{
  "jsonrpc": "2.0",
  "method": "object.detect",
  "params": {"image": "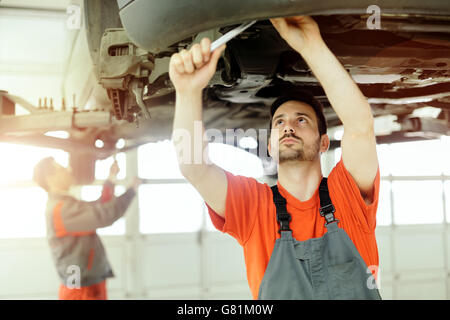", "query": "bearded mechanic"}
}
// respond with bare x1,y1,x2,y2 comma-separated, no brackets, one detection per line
169,15,381,299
